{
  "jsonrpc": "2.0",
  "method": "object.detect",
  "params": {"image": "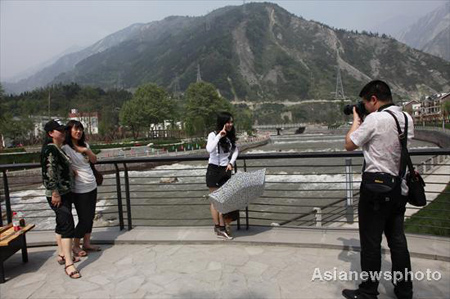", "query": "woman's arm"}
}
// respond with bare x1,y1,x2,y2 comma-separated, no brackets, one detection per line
229,146,239,165
42,146,62,206
206,132,221,153
226,146,239,171
74,144,97,163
